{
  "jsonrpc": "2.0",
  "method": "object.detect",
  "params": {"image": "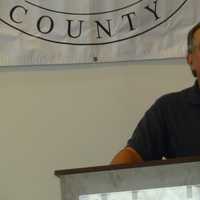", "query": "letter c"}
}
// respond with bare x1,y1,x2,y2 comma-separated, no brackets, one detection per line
10,5,28,24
